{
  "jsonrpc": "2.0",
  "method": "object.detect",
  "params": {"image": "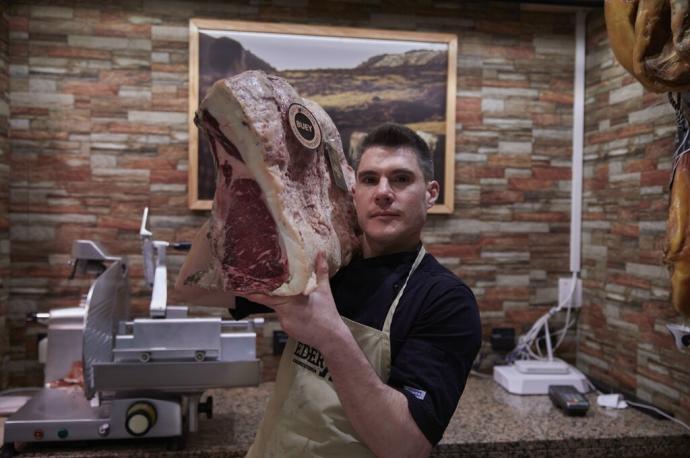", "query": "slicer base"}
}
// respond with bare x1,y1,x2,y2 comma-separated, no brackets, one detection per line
3,388,182,445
